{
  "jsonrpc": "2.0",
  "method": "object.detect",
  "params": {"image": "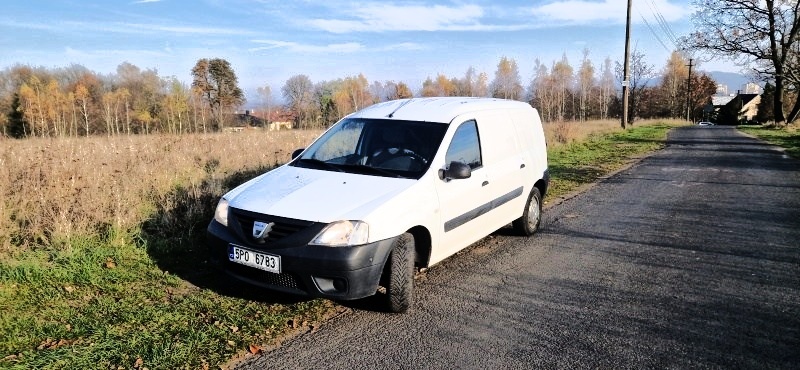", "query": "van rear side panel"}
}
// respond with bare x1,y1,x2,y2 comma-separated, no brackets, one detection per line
509,107,548,188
